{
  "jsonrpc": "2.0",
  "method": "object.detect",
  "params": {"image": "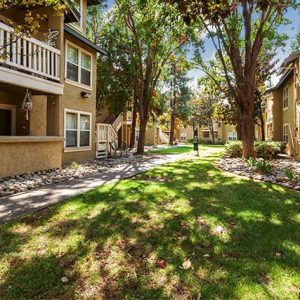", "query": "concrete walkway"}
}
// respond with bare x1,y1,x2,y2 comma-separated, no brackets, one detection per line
0,153,195,224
